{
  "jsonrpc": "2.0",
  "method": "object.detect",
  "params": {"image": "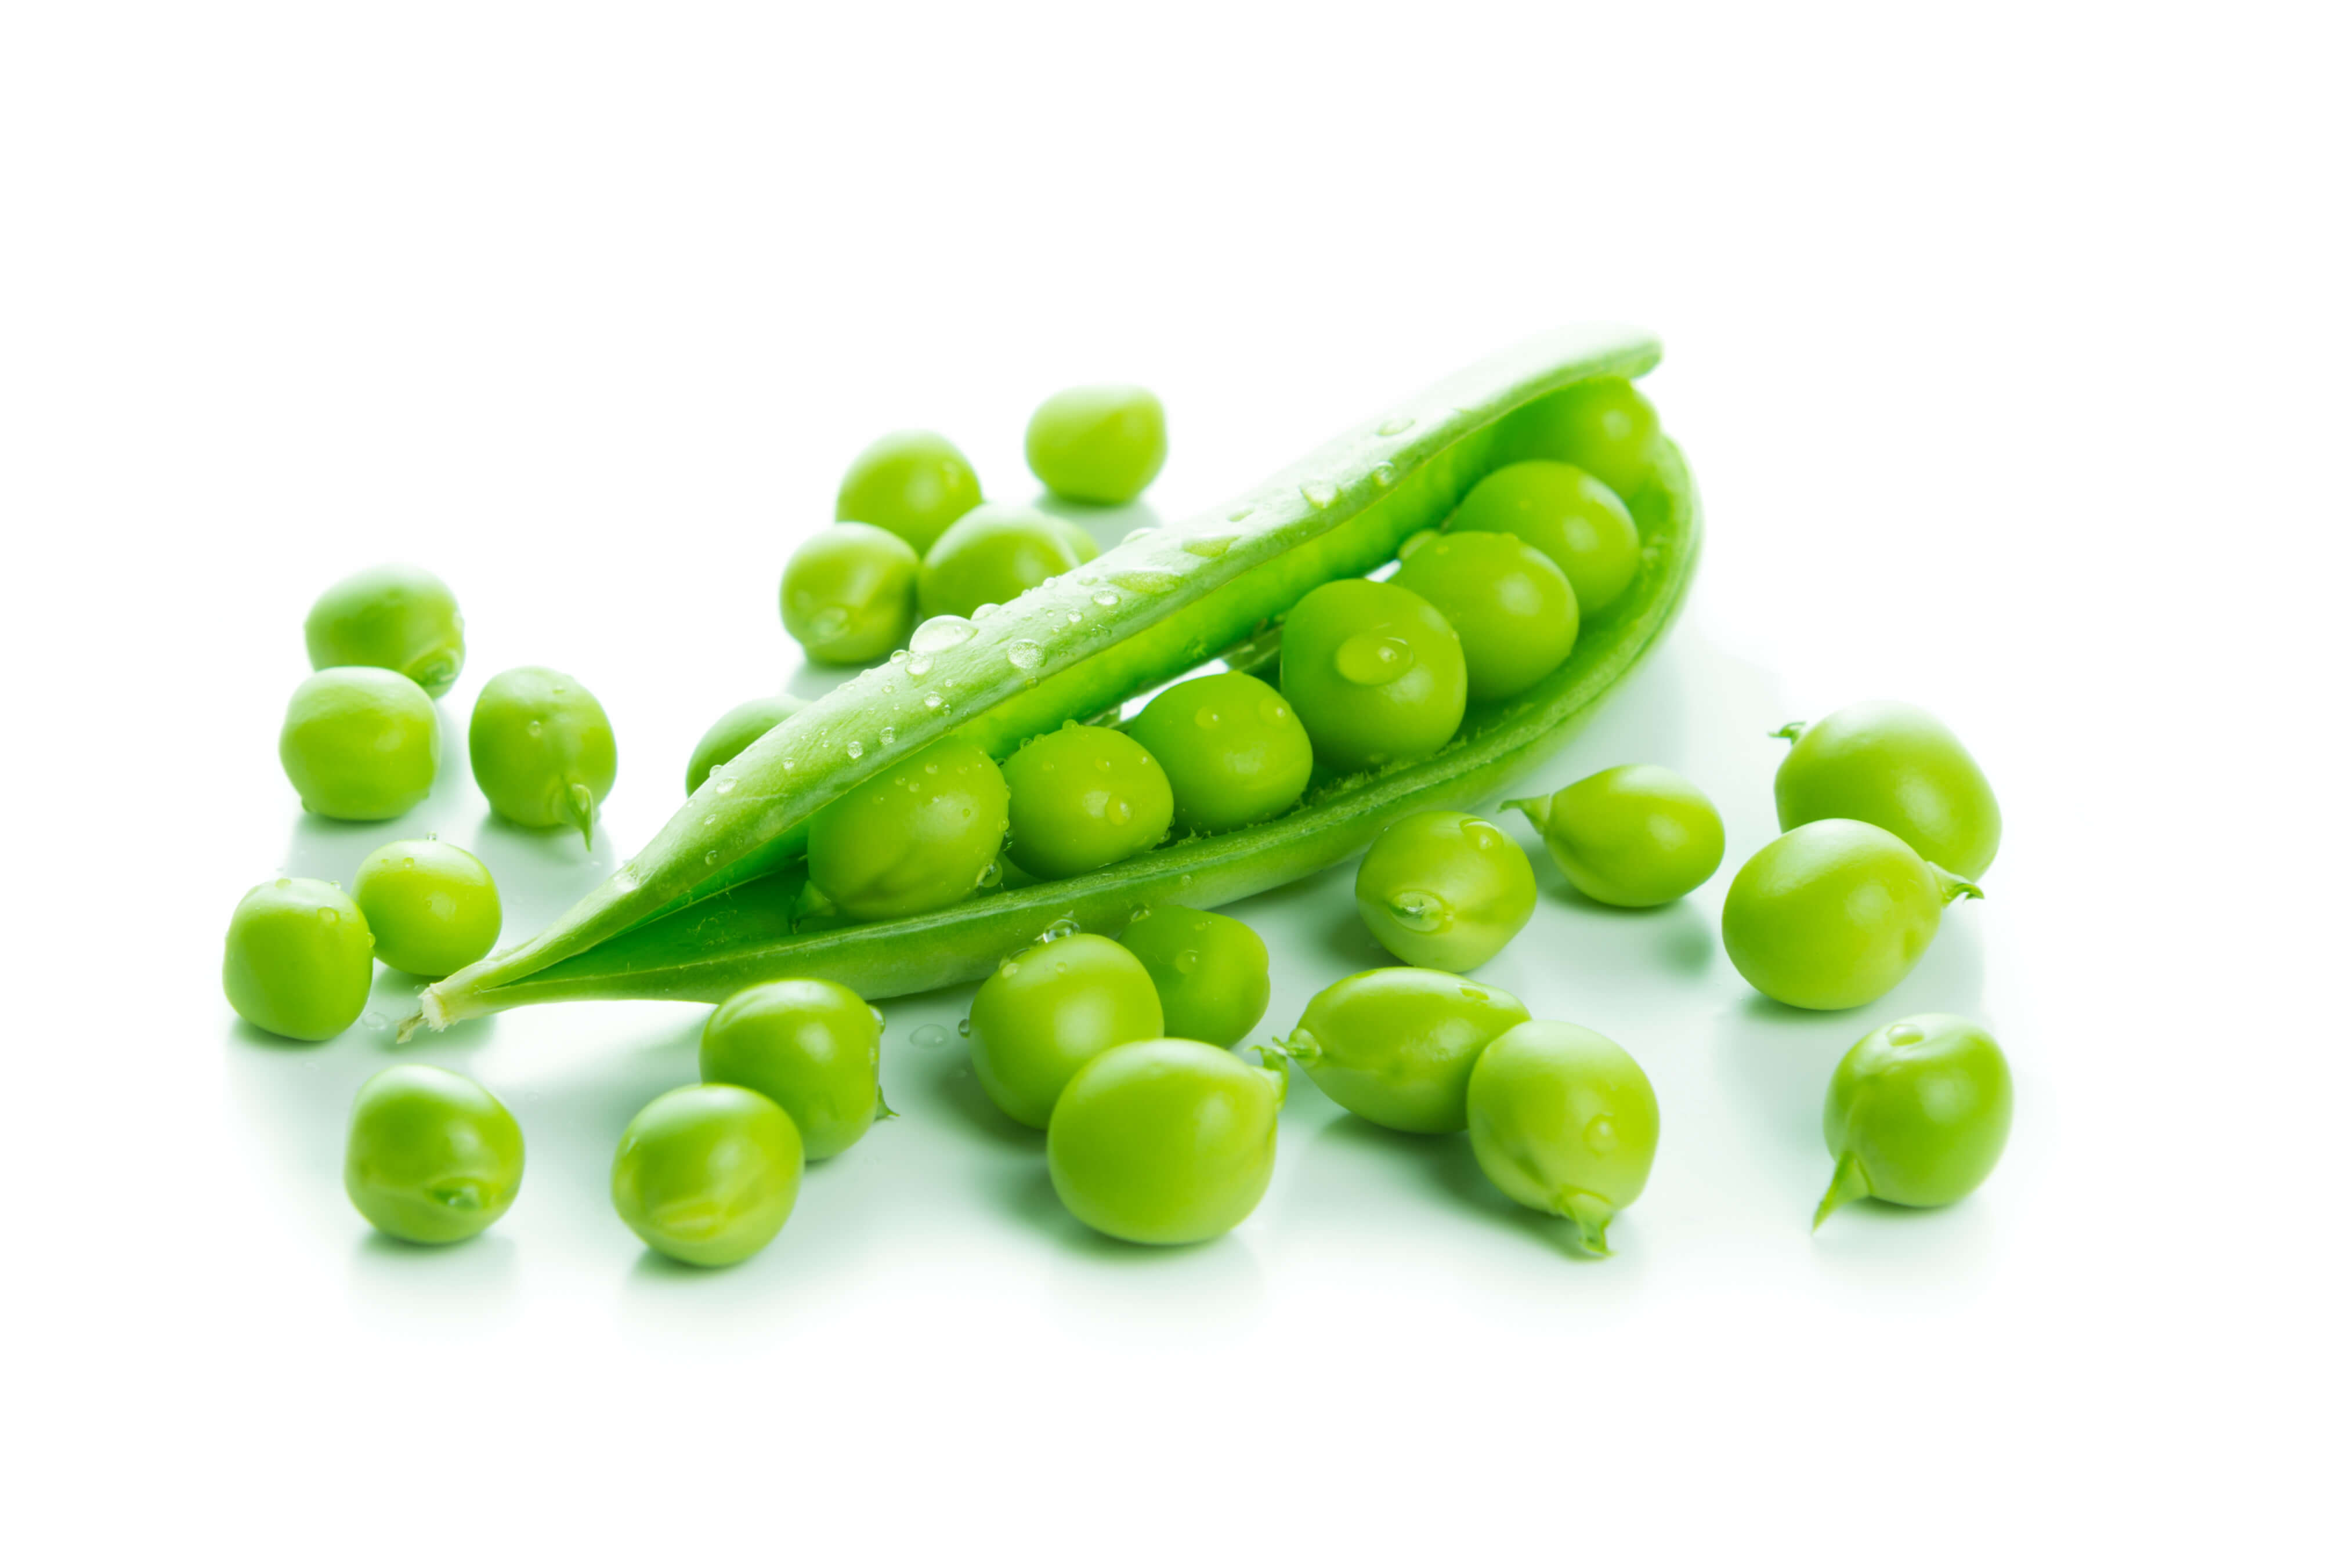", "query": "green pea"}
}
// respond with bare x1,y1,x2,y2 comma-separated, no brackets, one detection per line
468,667,617,848
1047,1039,1284,1245
685,694,805,795
303,564,467,698
1445,461,1641,618
968,935,1163,1129
1722,820,1980,1011
1465,1020,1659,1256
1117,907,1270,1048
1003,723,1174,879
836,429,984,554
1125,672,1313,834
1814,1013,2012,1229
1492,375,1664,502
1279,968,1530,1133
700,978,887,1160
279,667,440,821
221,877,377,1041
1354,809,1535,972
344,1064,525,1245
1506,765,1724,908
1279,578,1467,774
1774,701,2002,879
1047,516,1103,563
350,838,502,977
610,1083,803,1267
805,736,1009,921
781,524,921,665
916,502,1089,622
1025,385,1169,505
1389,530,1578,702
